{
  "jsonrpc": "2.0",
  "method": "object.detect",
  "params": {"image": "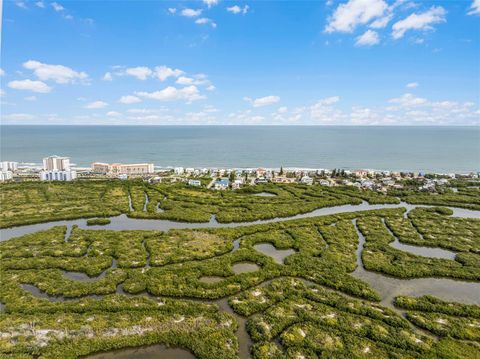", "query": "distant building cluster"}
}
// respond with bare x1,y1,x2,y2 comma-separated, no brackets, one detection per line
0,161,17,182
1,155,478,193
